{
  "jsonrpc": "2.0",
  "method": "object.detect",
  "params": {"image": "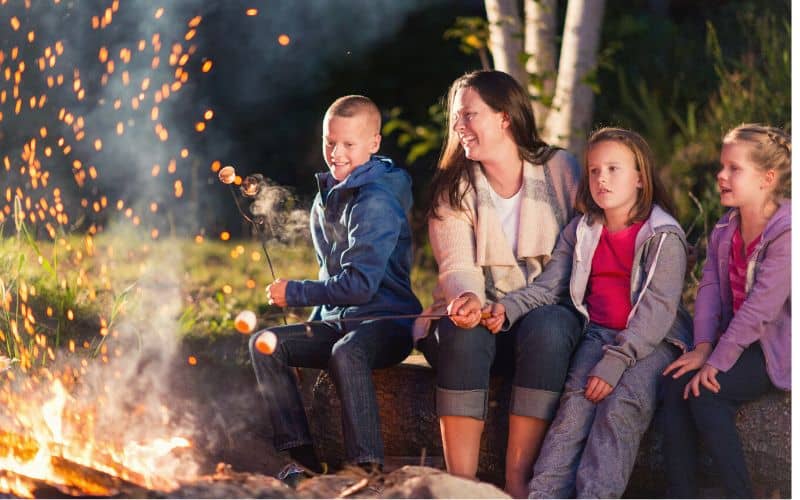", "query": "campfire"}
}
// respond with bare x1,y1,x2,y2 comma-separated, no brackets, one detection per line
0,375,197,498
